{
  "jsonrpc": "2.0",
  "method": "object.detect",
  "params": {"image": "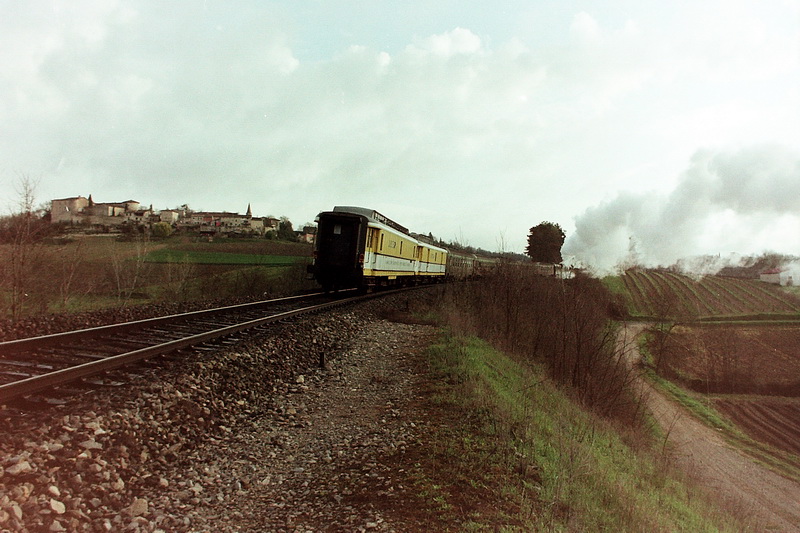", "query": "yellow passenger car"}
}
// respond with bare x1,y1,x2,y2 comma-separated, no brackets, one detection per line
311,206,447,291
